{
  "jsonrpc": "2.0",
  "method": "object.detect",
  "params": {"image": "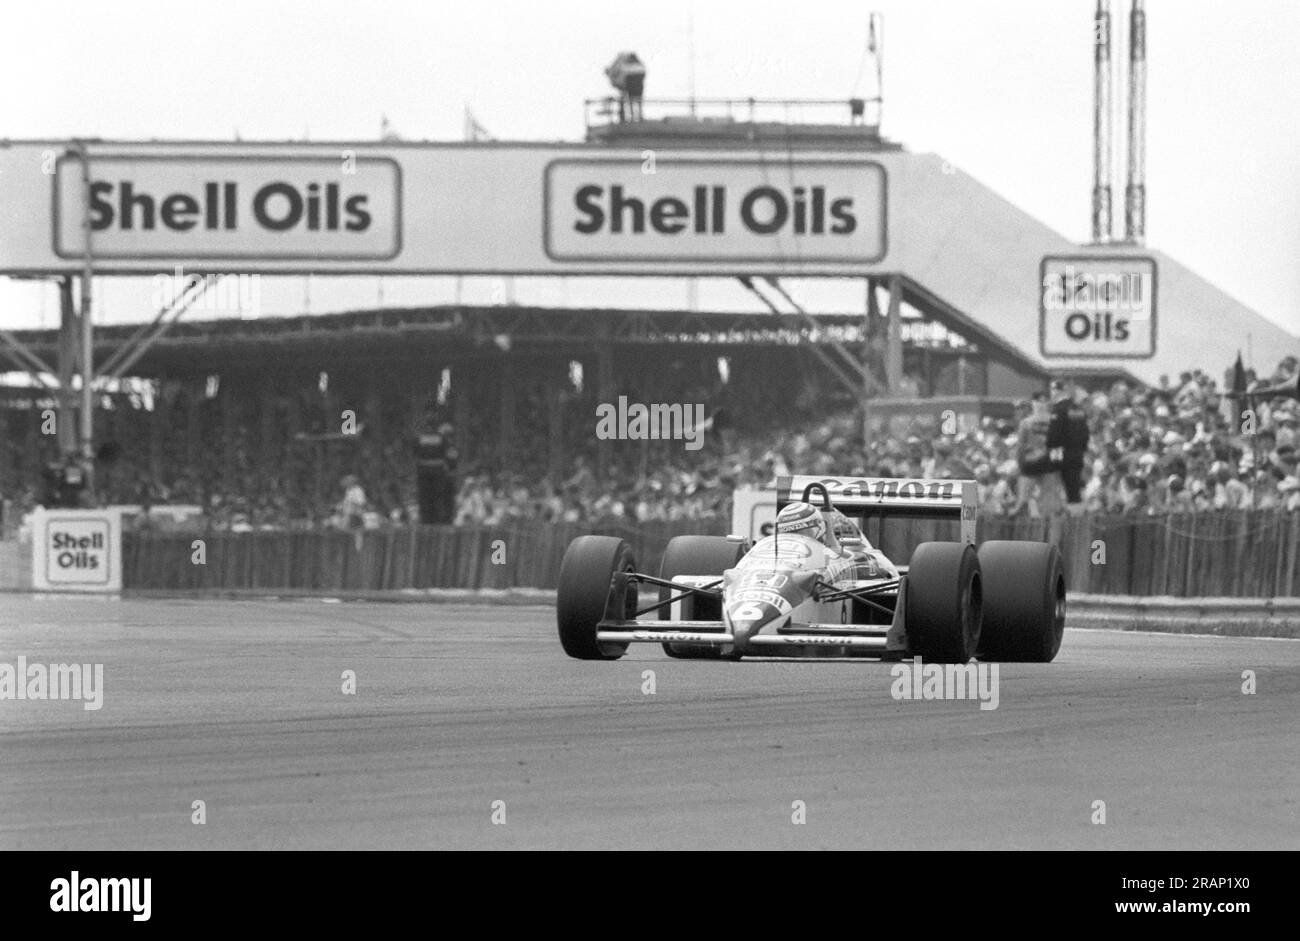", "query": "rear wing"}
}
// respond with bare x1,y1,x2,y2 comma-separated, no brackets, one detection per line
774,475,976,545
